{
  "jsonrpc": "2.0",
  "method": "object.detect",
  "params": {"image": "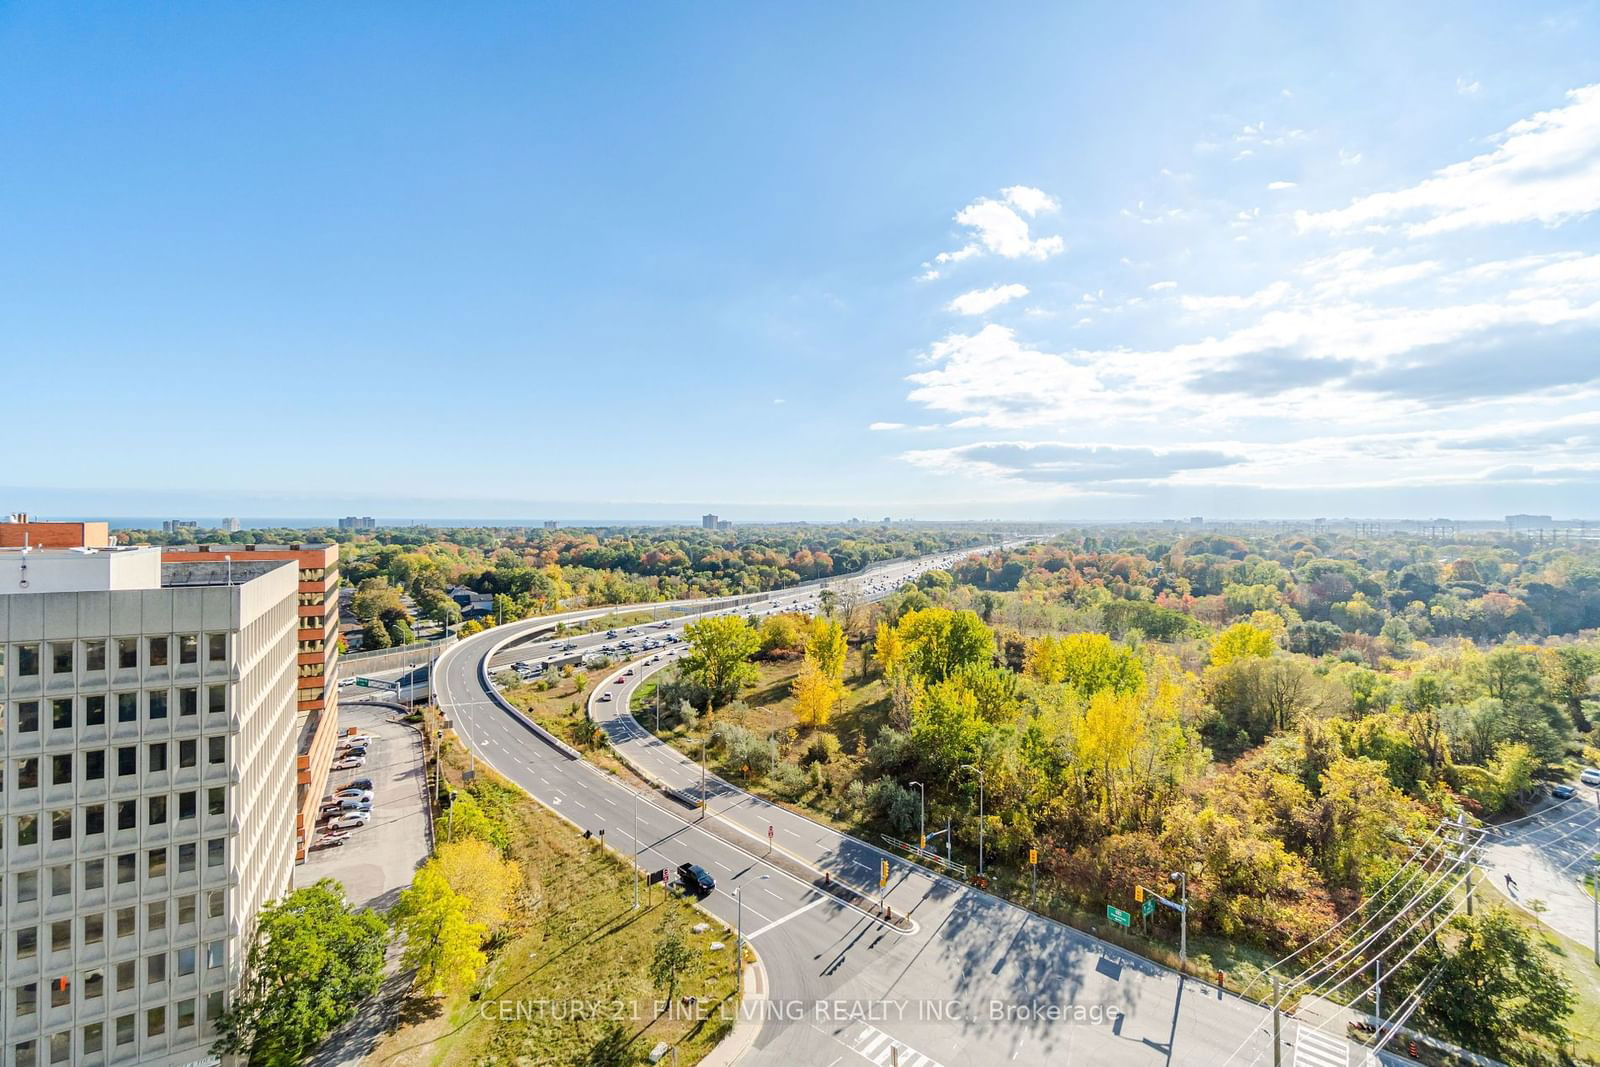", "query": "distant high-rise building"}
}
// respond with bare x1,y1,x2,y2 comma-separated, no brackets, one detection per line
716,520,733,530
0,545,300,1066
882,517,892,524
543,520,558,530
162,544,341,863
161,520,198,534
336,516,375,531
702,514,719,530
1188,516,1205,528
0,514,110,549
220,517,241,533
1506,513,1553,529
